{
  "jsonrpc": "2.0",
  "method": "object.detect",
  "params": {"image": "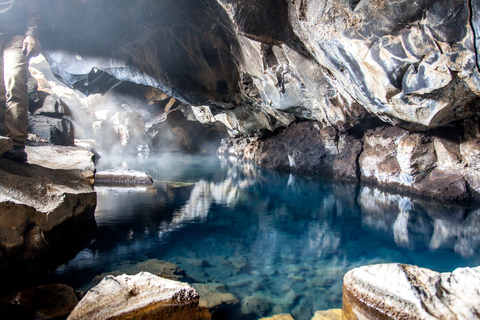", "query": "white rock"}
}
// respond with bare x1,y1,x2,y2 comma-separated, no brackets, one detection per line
343,263,480,320
68,272,210,320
